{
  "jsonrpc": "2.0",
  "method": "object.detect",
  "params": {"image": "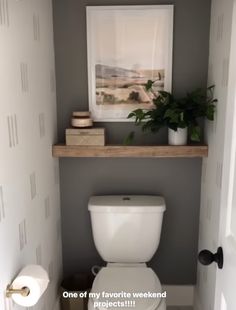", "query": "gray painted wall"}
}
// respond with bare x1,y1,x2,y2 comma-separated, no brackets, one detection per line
53,0,211,284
